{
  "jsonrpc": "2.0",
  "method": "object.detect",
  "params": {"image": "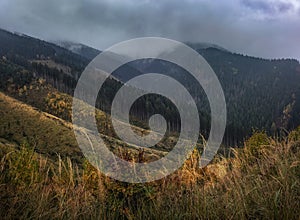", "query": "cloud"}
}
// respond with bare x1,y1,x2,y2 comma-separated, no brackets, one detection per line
241,0,294,15
0,0,299,60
